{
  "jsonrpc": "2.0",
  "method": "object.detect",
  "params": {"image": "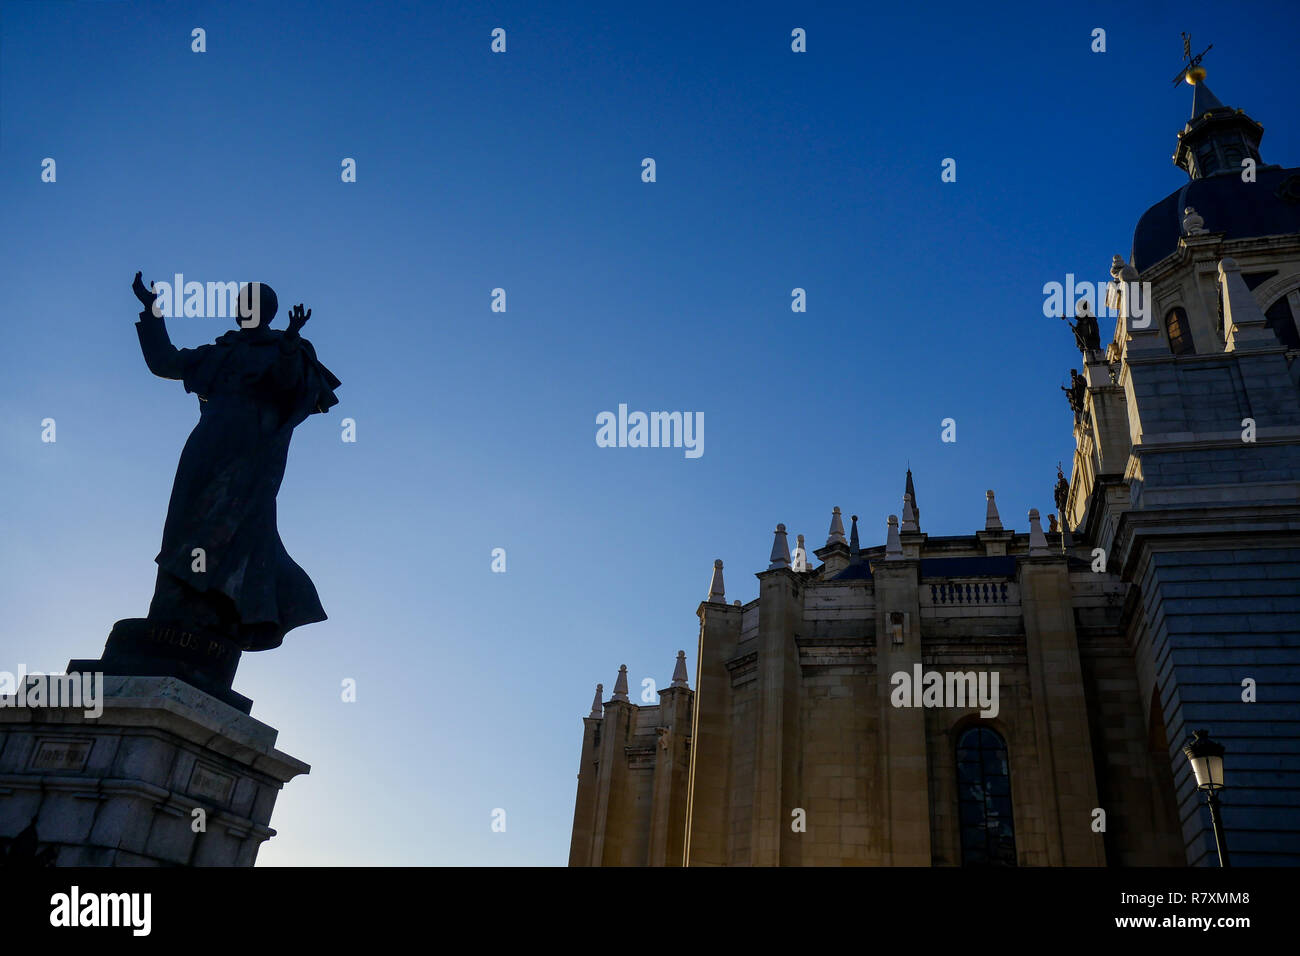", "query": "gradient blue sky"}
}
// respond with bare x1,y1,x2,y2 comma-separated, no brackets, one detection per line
2,0,1298,865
